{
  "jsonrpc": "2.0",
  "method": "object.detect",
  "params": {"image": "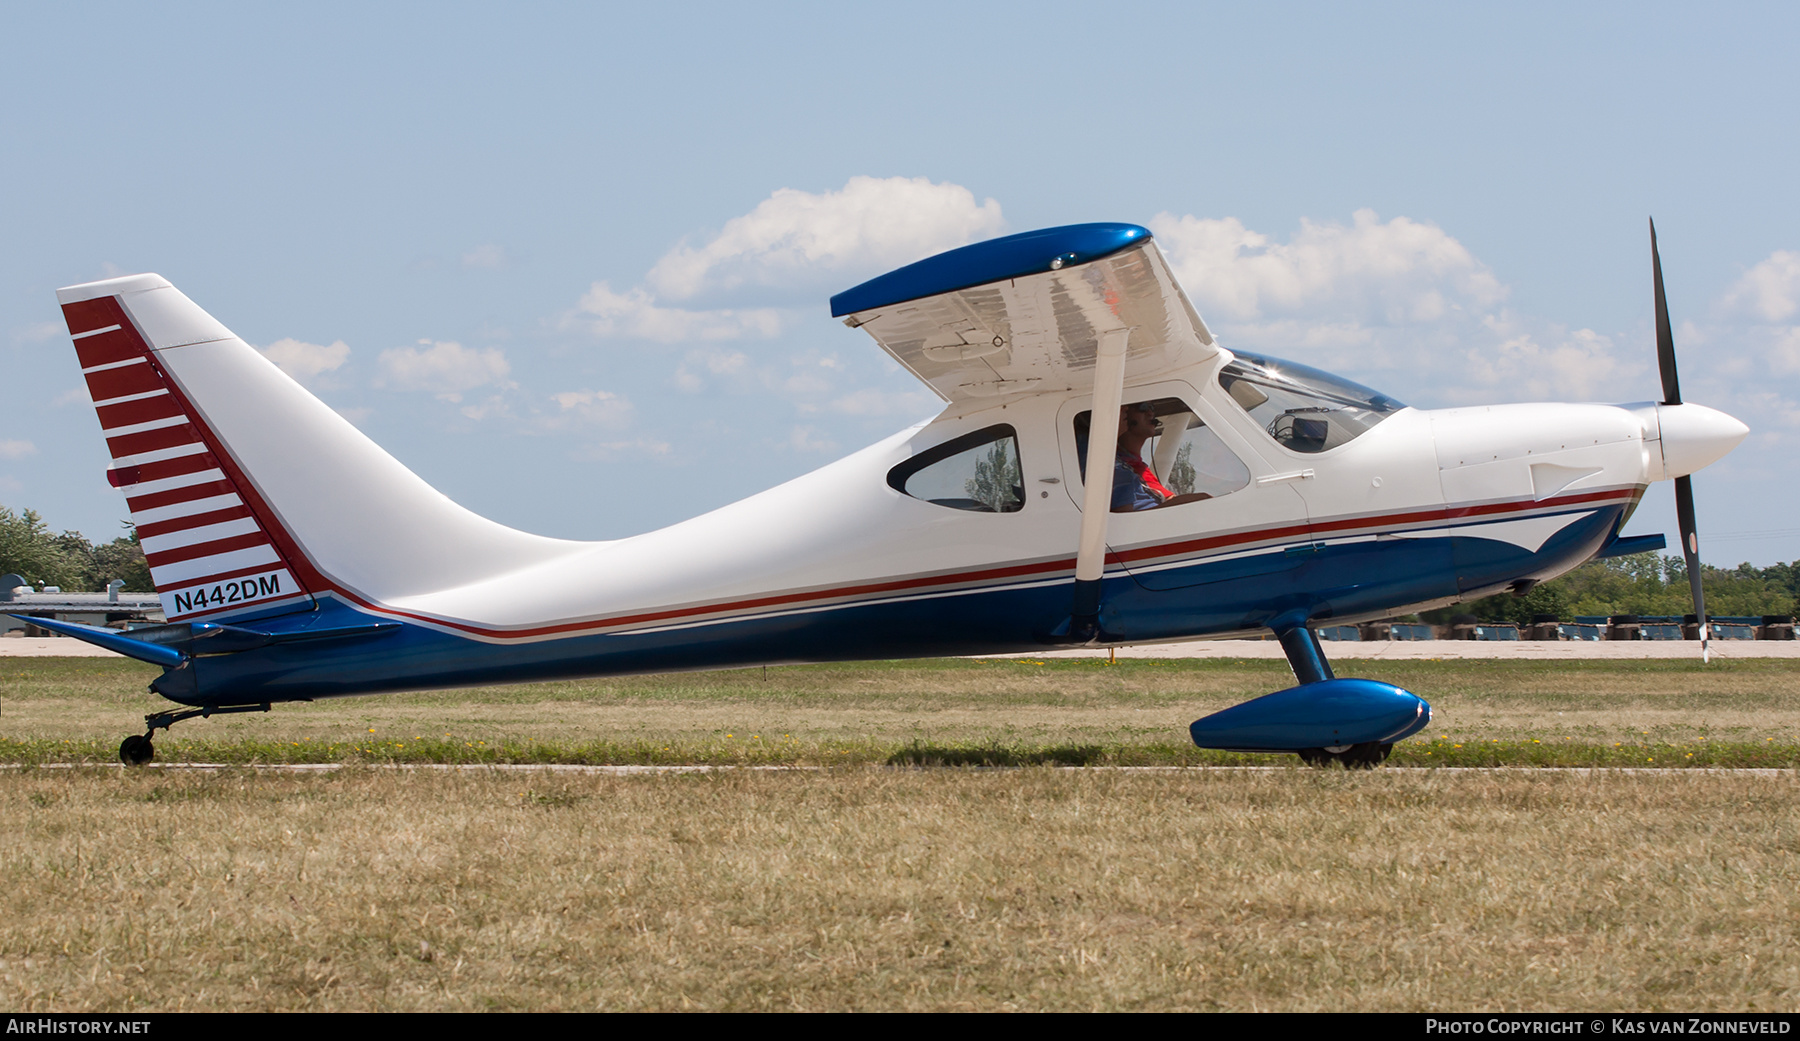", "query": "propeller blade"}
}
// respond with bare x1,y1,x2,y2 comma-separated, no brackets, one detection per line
1674,476,1709,663
1653,221,1706,661
1651,218,1682,406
